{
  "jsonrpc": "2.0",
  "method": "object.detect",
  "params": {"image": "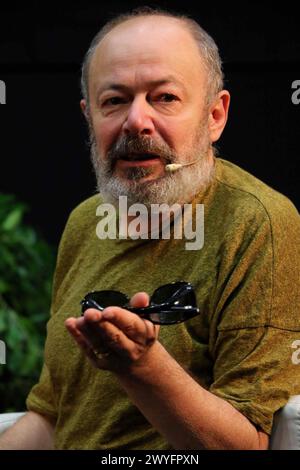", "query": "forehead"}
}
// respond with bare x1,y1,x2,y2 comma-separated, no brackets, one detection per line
88,16,206,93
